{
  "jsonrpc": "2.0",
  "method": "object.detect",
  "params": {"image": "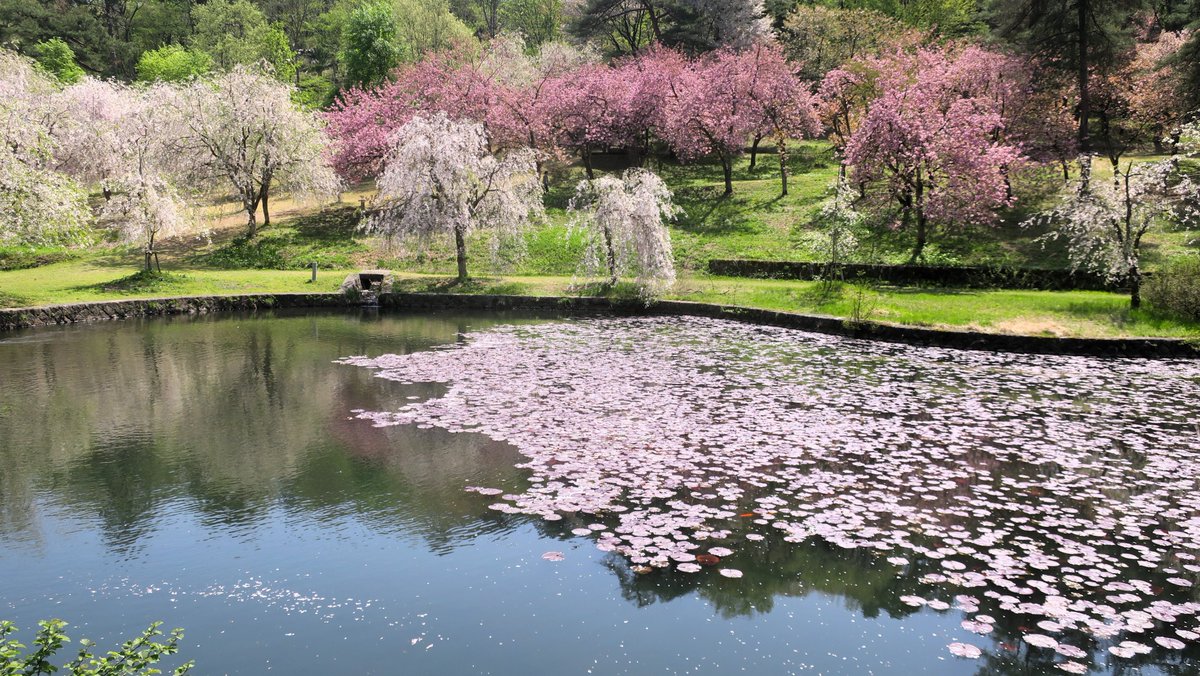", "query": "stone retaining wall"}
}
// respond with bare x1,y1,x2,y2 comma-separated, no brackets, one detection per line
1,292,1196,358
0,294,354,332
707,259,1129,292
